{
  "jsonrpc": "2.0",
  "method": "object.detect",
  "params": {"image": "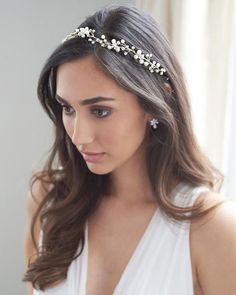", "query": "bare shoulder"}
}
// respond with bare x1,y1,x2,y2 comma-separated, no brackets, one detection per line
190,190,236,295
24,171,54,295
24,170,54,243
26,171,53,207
